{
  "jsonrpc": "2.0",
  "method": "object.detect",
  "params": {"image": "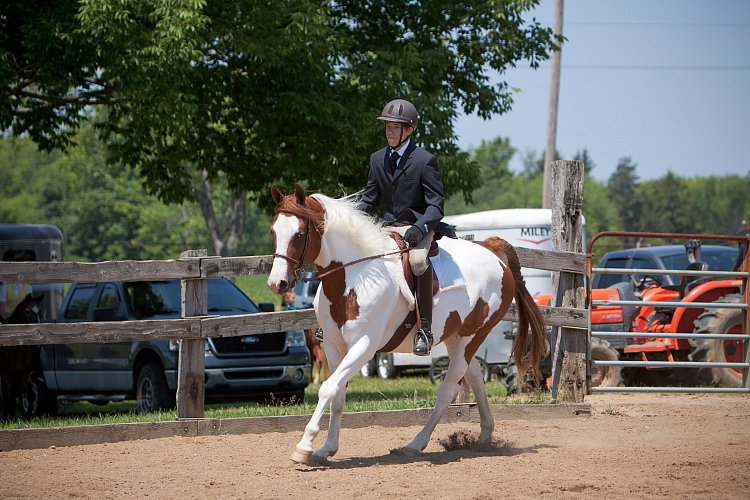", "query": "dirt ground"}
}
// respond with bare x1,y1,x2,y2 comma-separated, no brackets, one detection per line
1,393,749,499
